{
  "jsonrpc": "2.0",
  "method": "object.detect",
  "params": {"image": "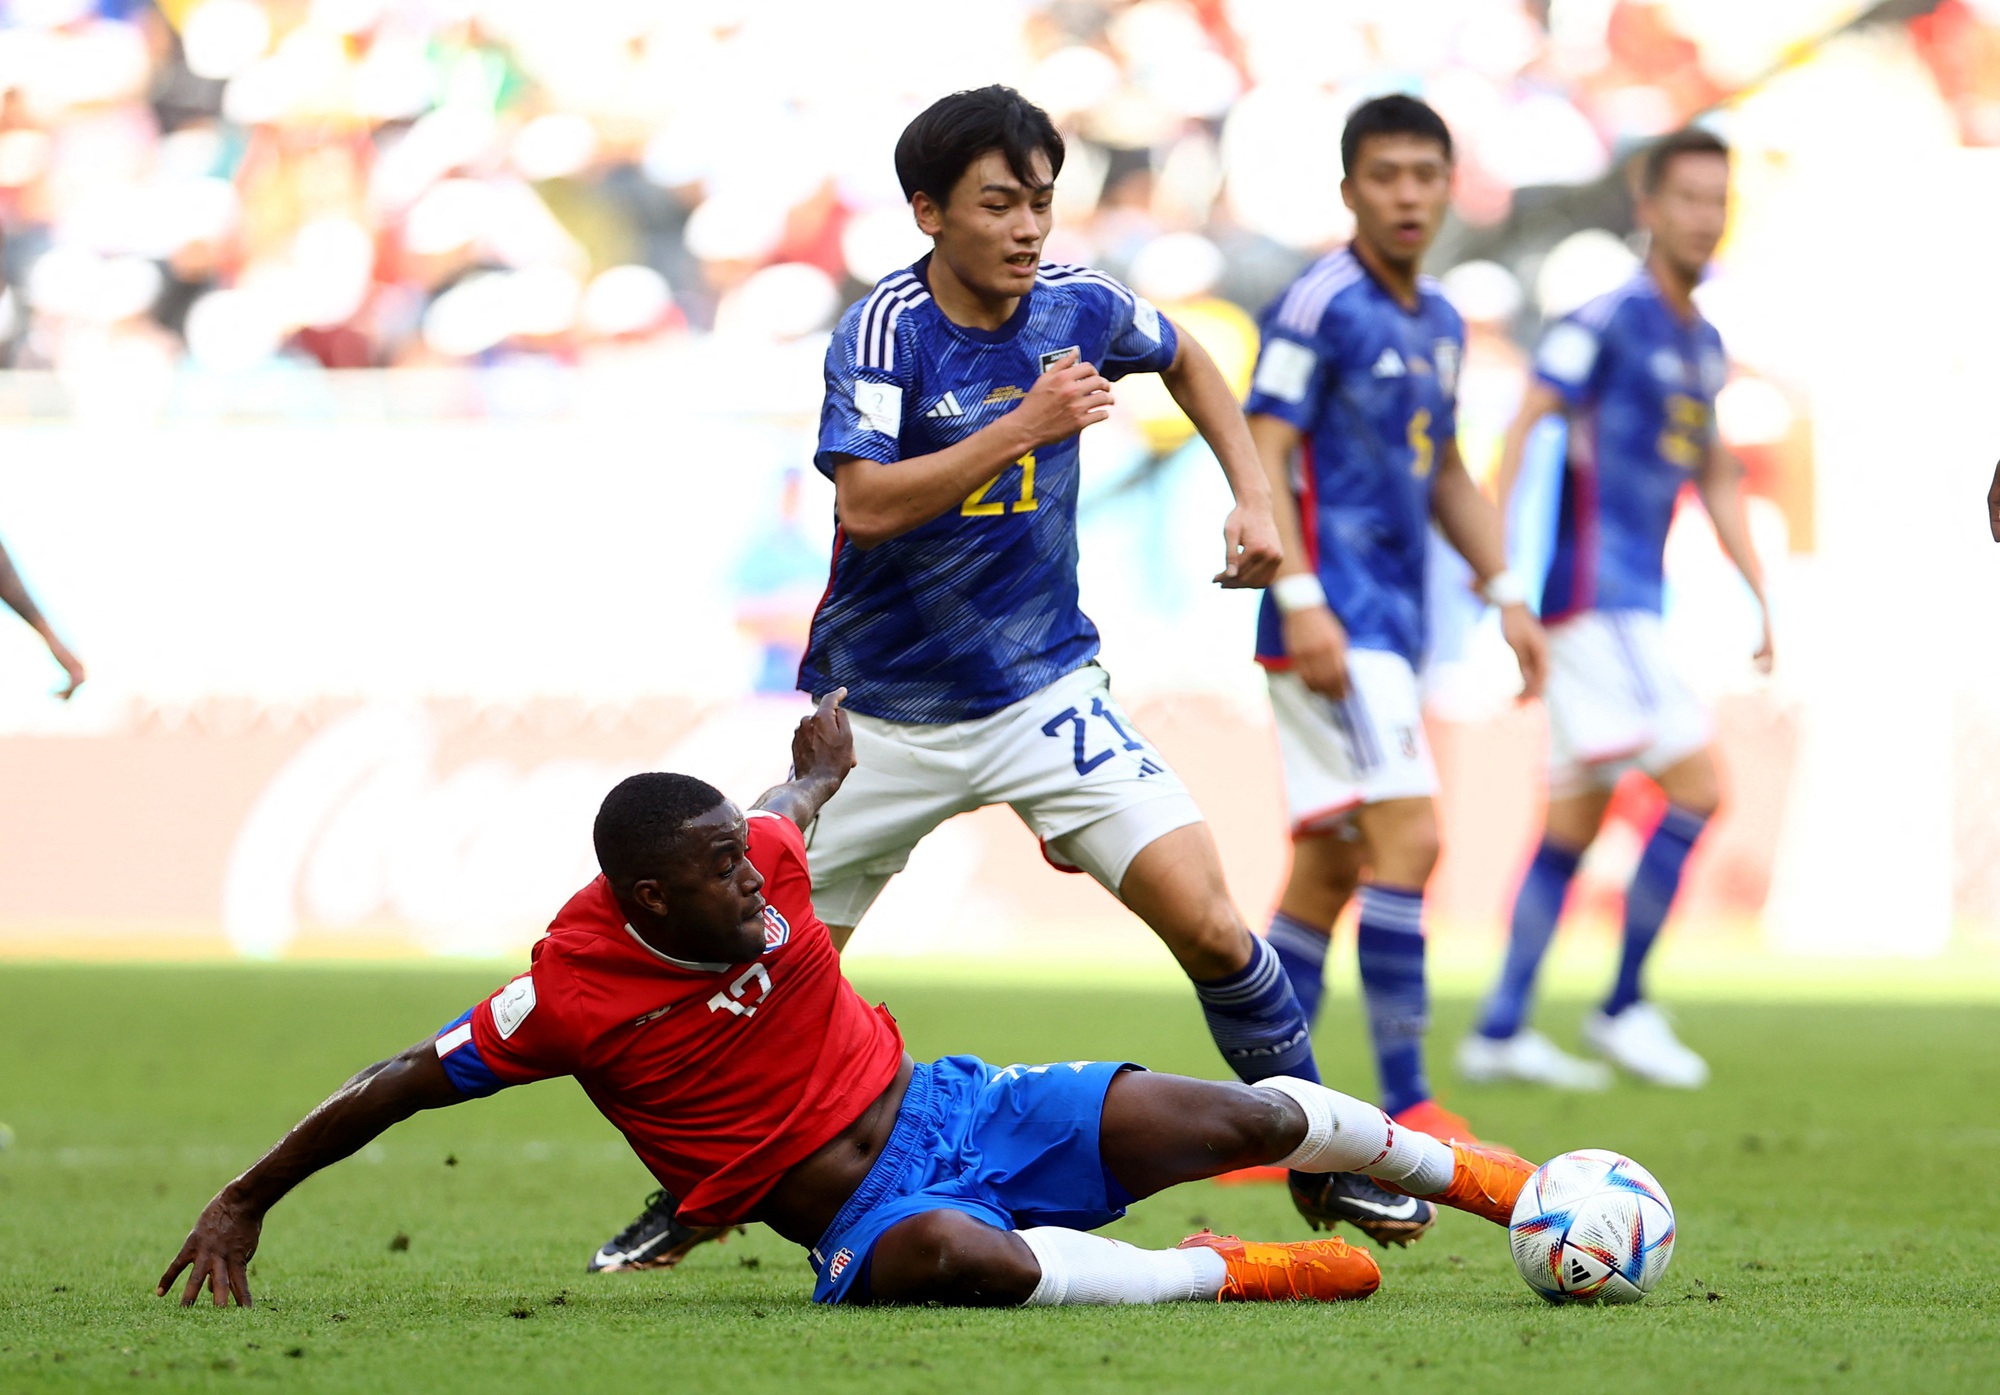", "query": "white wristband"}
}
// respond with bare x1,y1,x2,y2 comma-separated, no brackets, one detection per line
1480,569,1528,608
1271,572,1329,615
